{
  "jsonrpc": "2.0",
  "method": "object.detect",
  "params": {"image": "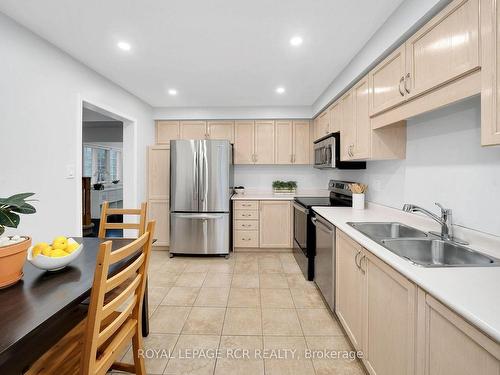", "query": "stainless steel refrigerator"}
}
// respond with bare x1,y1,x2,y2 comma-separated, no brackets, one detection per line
170,139,233,255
